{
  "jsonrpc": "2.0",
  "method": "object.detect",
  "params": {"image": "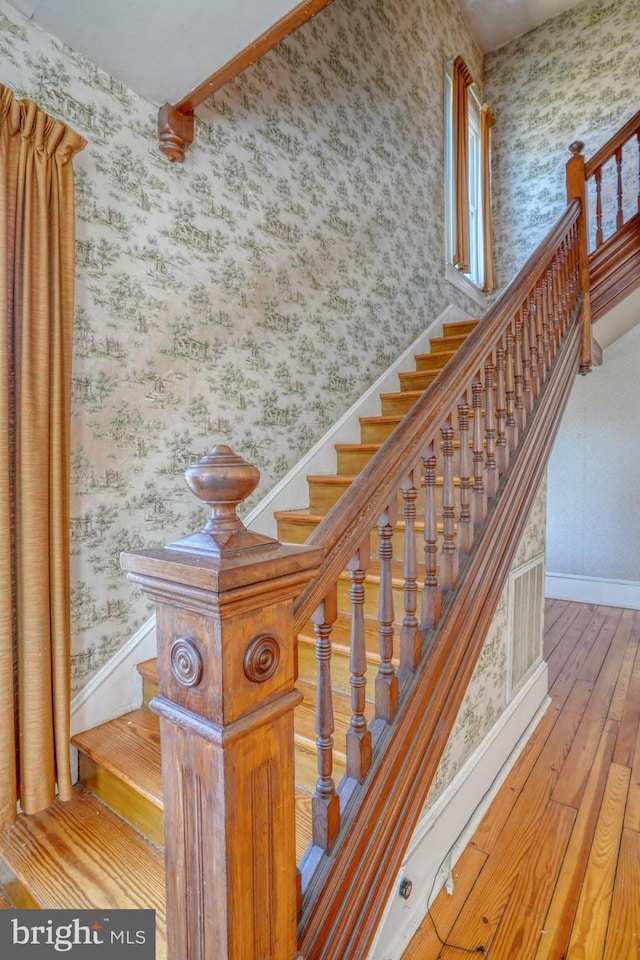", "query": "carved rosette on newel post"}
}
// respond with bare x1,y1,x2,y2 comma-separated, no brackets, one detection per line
121,445,322,960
